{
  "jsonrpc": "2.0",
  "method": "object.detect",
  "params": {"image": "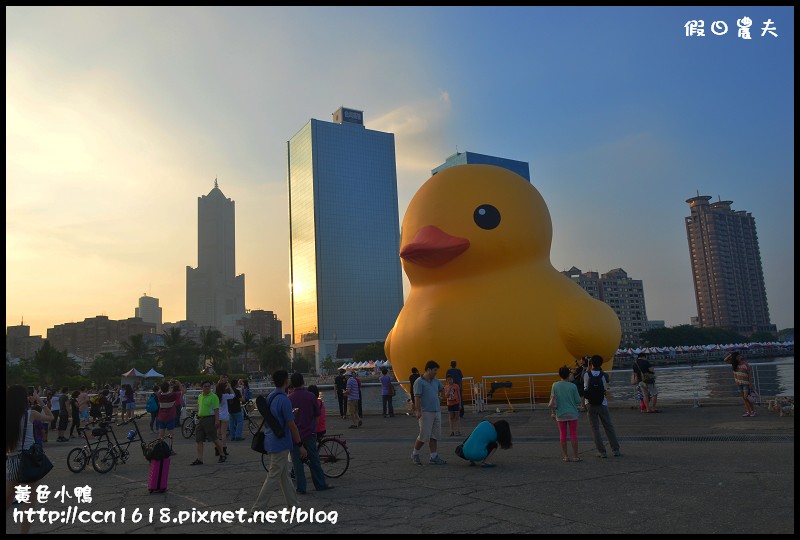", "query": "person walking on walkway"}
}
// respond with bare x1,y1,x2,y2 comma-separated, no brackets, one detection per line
583,355,621,459
380,368,395,418
411,361,447,465
445,375,461,436
190,381,226,465
334,369,347,419
633,353,659,413
446,360,465,418
724,351,757,417
288,373,332,494
408,367,420,409
252,370,306,512
344,371,361,428
551,366,583,462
